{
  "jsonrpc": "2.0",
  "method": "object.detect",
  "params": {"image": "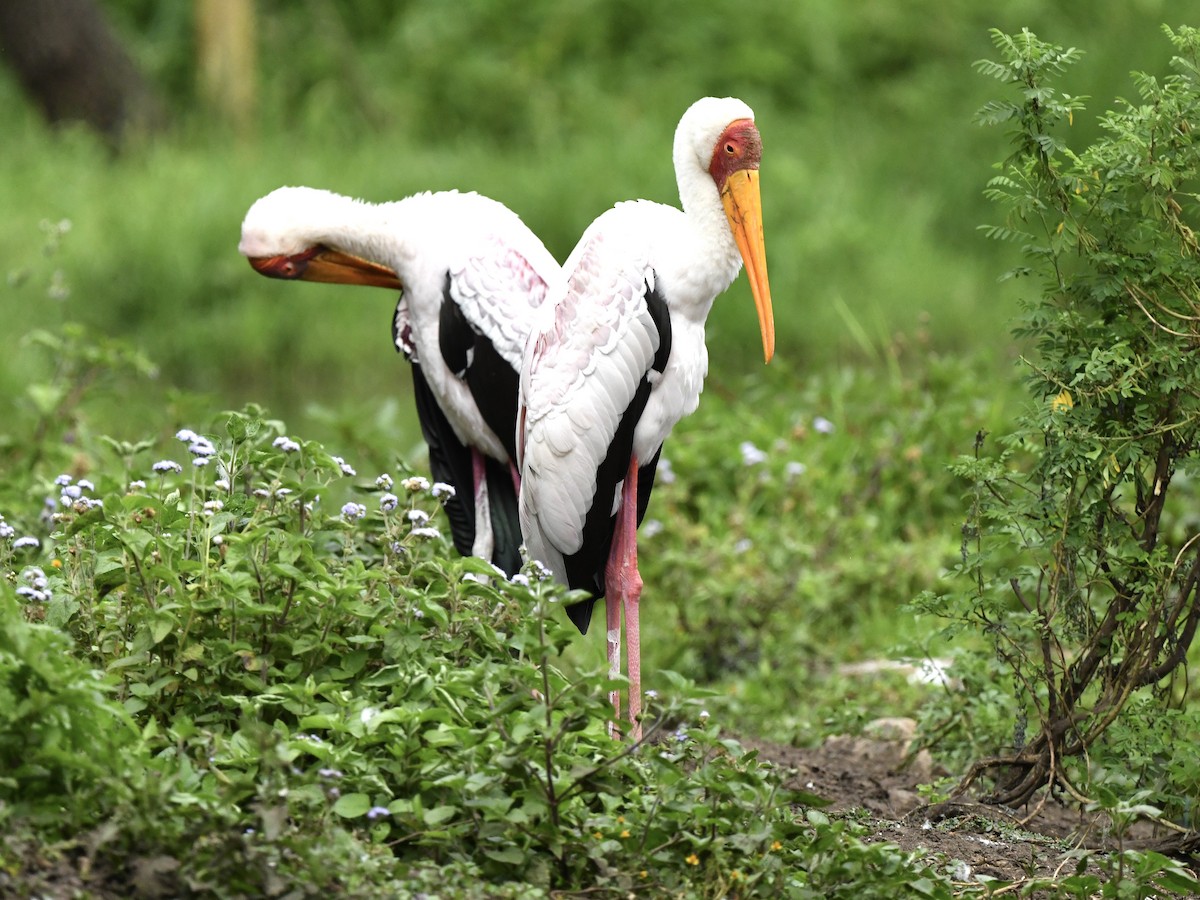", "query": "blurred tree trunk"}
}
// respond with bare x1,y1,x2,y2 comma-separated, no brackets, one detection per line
0,0,165,144
195,0,257,134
